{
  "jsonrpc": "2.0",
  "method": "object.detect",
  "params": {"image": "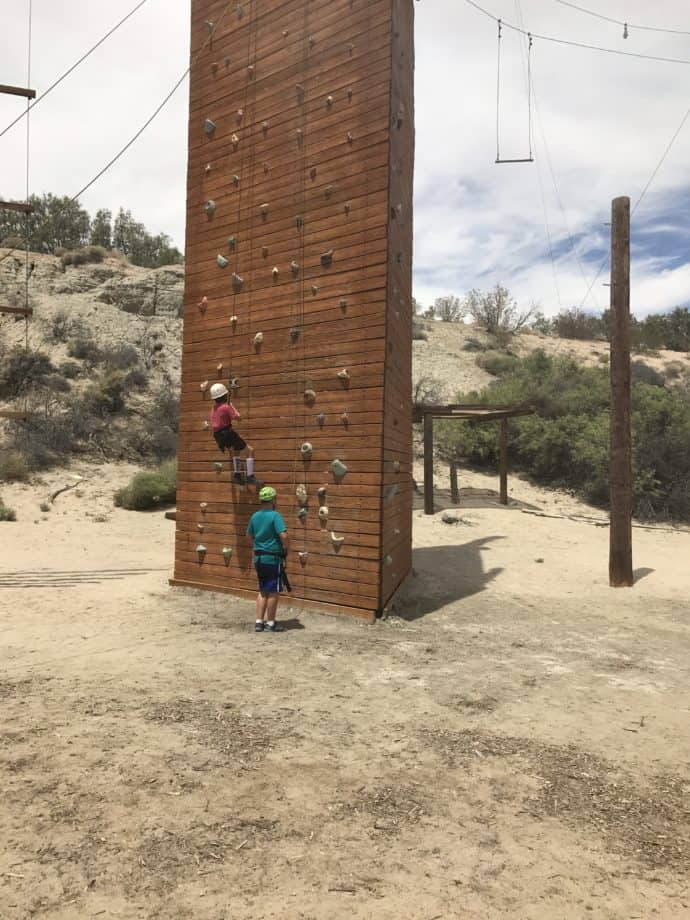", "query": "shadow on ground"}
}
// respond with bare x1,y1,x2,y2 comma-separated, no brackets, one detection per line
395,536,505,620
412,485,539,513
